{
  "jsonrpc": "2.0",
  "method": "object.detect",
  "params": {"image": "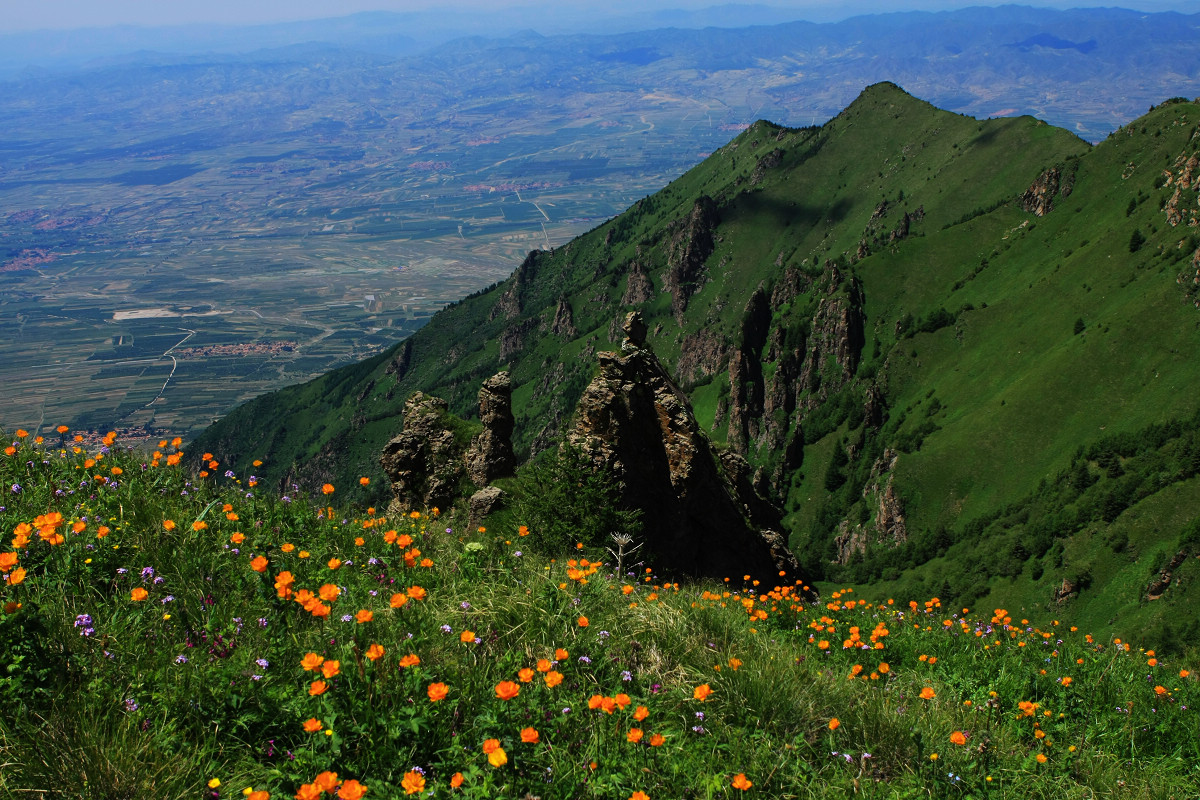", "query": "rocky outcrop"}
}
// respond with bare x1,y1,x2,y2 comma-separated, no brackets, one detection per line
1021,167,1061,216
380,393,468,513
675,329,728,385
499,318,536,361
797,266,865,410
465,372,516,486
489,250,541,322
750,148,784,184
663,196,719,321
568,312,808,588
468,486,505,529
832,449,907,564
727,289,771,452
549,296,577,339
621,258,654,306
1146,550,1188,600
